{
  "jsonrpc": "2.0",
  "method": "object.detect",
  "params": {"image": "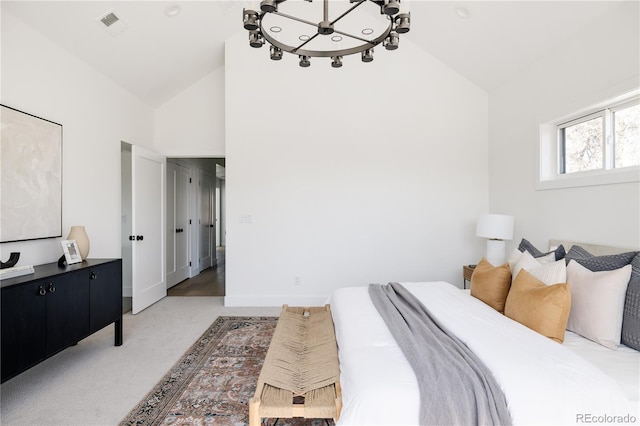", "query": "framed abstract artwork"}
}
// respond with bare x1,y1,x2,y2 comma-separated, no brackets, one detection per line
1,105,63,242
